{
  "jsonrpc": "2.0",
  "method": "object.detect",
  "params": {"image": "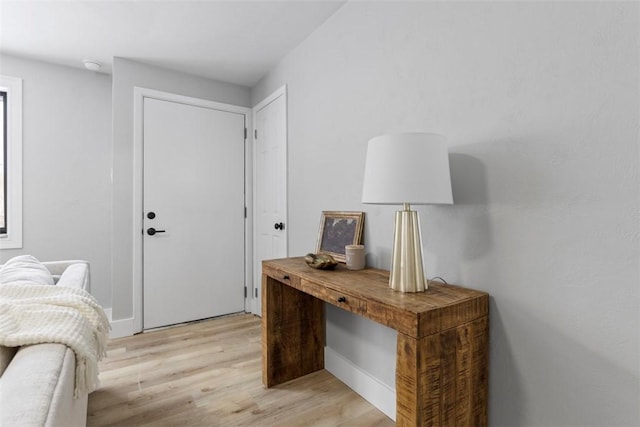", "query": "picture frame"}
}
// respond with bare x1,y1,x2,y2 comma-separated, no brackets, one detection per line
316,211,365,263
